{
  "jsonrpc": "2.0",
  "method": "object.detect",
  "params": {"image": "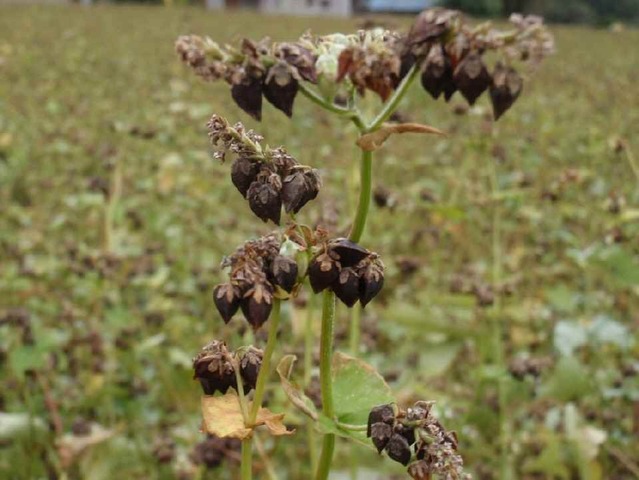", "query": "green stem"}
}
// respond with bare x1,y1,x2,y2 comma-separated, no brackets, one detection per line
298,82,366,131
348,149,373,243
490,156,512,480
241,439,252,480
314,290,336,480
349,304,361,355
249,299,282,424
367,64,419,132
